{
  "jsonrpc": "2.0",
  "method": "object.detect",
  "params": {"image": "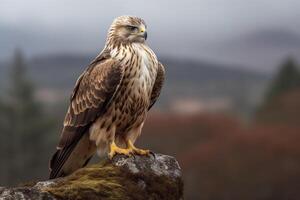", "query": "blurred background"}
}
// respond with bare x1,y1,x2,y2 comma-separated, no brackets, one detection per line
1,0,300,199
